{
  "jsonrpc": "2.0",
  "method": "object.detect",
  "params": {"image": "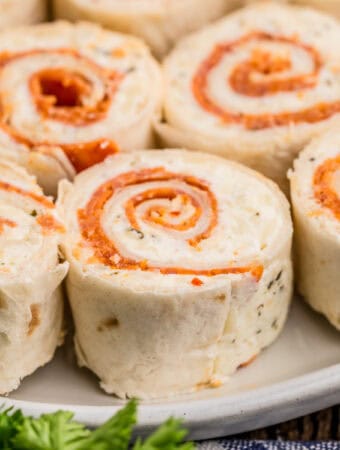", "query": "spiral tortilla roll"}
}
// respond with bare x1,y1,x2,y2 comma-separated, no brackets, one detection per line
0,0,46,30
0,160,68,394
290,130,340,330
157,2,340,194
59,149,293,399
53,0,237,59
0,21,162,195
